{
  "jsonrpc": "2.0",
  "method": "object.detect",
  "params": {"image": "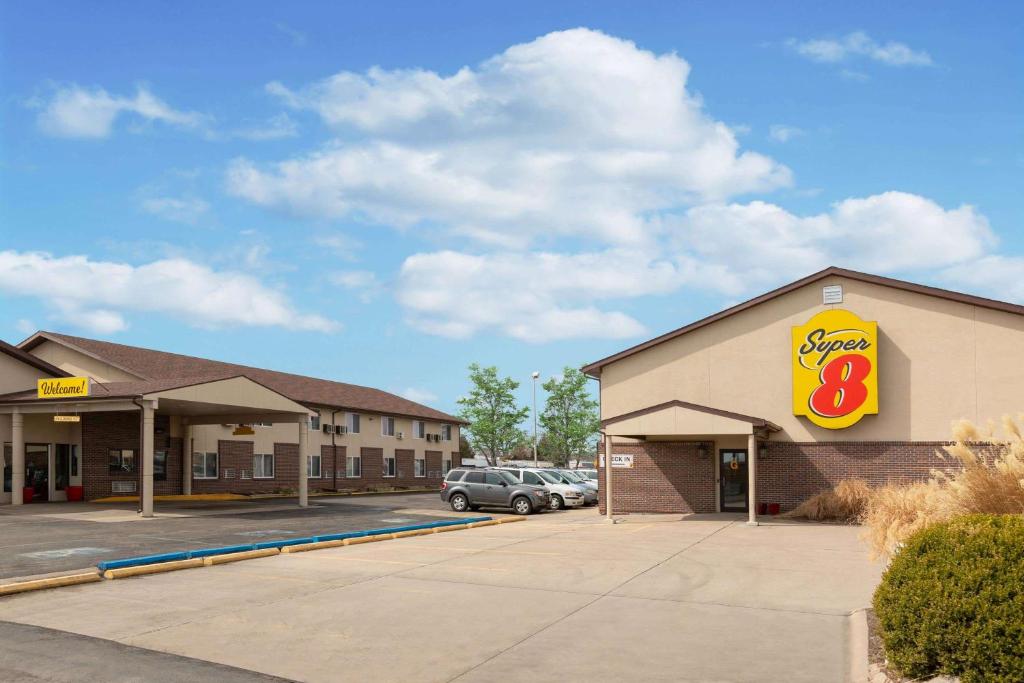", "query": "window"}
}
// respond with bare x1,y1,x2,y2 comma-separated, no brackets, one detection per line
442,456,452,474
347,413,361,434
309,413,321,431
382,452,396,477
307,454,322,478
254,453,275,479
346,454,361,478
413,420,425,439
445,469,465,482
464,471,484,483
381,416,395,437
193,452,218,479
523,471,543,485
414,455,426,477
154,451,167,481
441,424,453,441
484,472,506,485
3,443,11,493
109,449,136,474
